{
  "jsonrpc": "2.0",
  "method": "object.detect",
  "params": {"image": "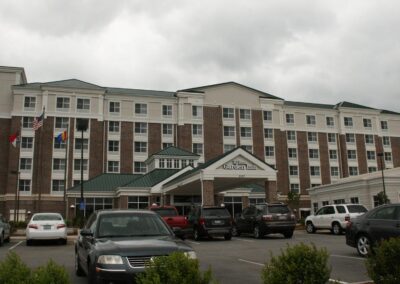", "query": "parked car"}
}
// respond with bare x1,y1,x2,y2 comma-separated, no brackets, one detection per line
233,203,296,239
0,214,11,246
346,203,400,257
26,212,67,245
149,205,190,237
75,209,196,283
187,205,233,240
305,204,368,235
